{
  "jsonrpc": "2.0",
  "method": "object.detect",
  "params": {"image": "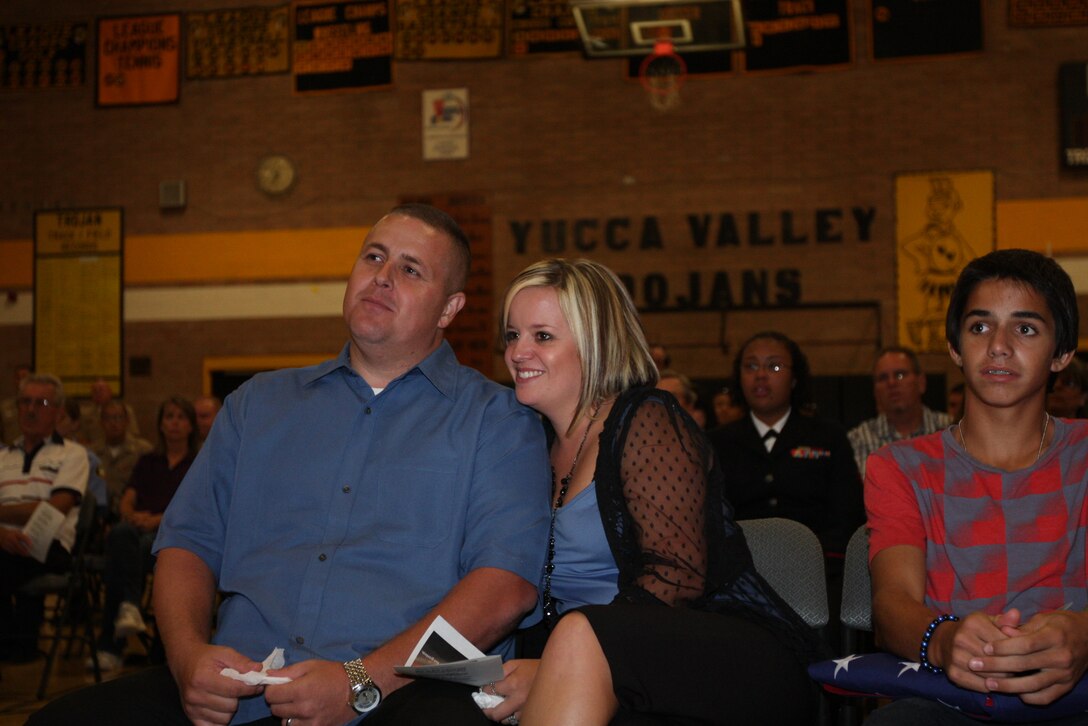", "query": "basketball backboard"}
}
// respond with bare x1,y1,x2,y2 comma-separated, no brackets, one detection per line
571,0,744,58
